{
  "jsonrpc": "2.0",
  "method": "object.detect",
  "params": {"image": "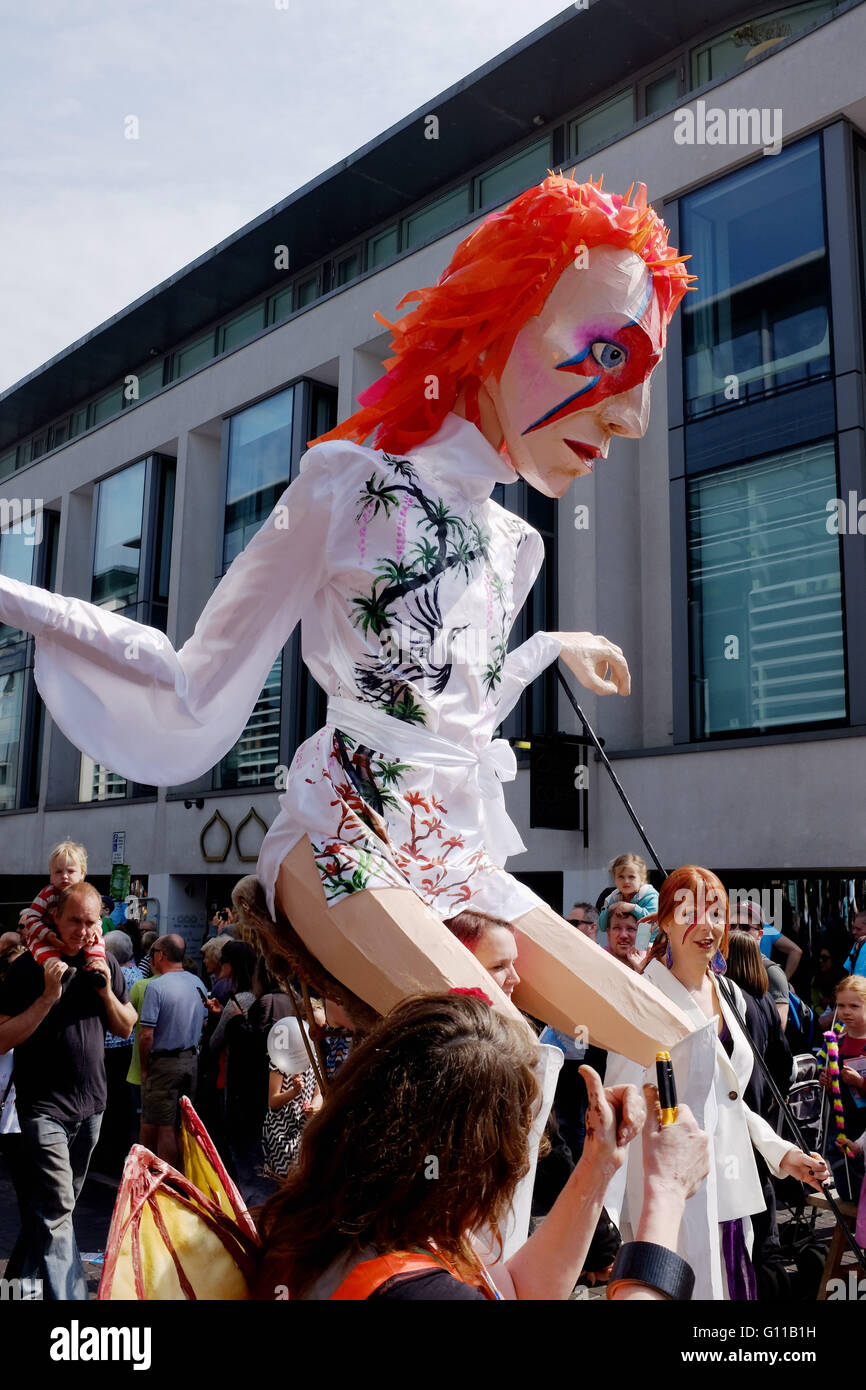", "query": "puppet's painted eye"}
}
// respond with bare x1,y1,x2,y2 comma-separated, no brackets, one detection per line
590,341,627,370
